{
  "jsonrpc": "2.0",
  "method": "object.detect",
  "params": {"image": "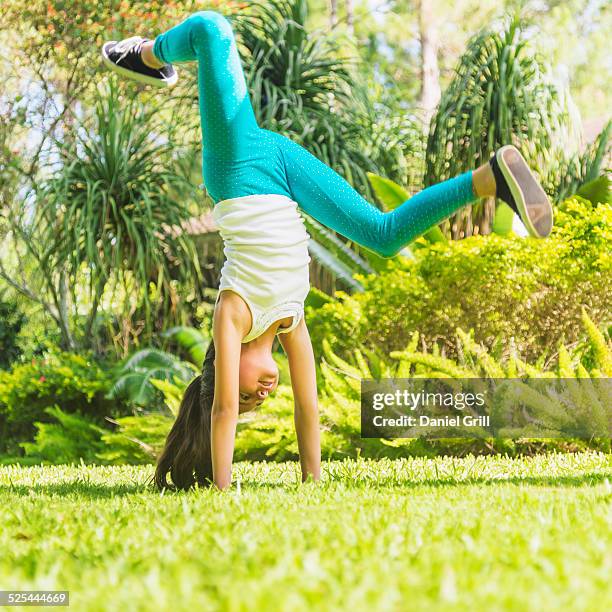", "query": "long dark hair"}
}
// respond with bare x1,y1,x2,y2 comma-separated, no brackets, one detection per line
154,339,216,491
